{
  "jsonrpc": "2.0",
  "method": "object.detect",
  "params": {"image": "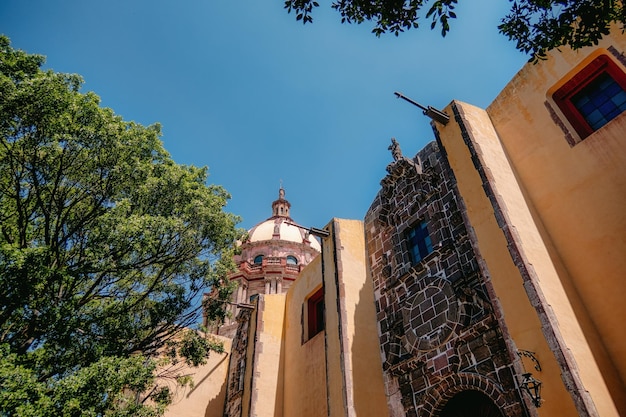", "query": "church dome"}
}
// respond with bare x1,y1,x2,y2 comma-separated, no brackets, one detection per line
246,188,321,251
213,186,322,337
248,217,321,251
